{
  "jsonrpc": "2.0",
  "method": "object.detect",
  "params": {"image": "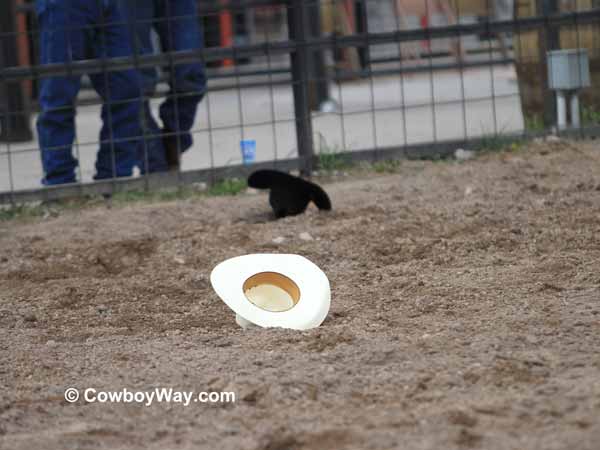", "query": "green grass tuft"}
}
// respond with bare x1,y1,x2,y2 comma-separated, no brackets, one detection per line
473,134,520,153
315,133,353,172
1,178,247,222
207,178,247,196
0,204,45,222
582,106,600,126
112,188,194,204
372,159,402,173
525,114,544,132
318,151,352,172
